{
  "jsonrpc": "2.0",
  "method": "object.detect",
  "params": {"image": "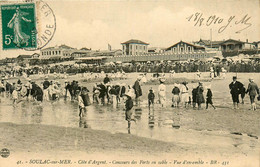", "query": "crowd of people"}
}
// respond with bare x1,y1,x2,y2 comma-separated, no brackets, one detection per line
0,71,259,130
1,58,260,79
